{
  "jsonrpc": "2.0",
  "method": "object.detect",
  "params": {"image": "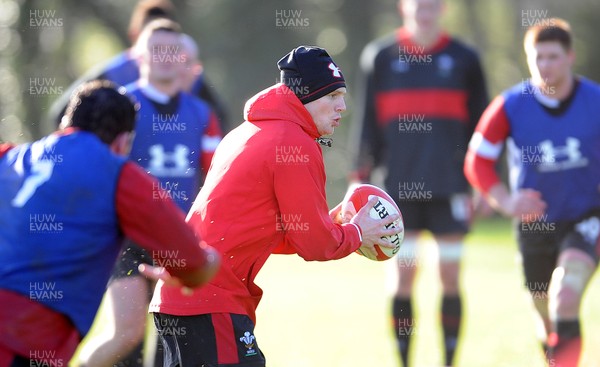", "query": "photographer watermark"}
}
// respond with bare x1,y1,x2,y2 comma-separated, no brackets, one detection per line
275,144,310,165
29,281,63,301
521,213,556,233
396,248,419,268
521,79,556,97
398,45,432,65
277,77,309,98
29,9,63,28
29,213,63,234
398,114,432,133
397,317,418,336
398,181,432,201
29,77,63,96
275,9,310,29
152,249,187,270
151,44,186,64
276,213,310,233
525,281,549,300
521,9,555,28
29,349,66,367
155,316,187,336
152,181,188,203
152,113,186,133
